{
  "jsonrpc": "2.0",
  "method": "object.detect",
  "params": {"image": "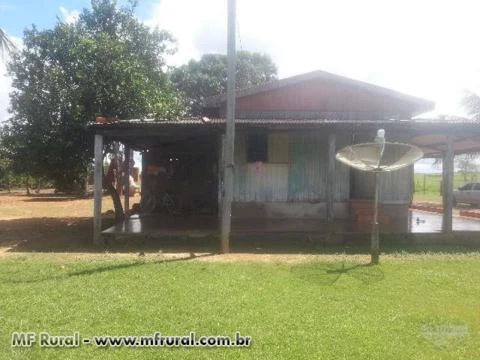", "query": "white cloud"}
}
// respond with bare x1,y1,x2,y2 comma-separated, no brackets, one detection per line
2,1,478,120
0,35,22,123
59,6,80,24
147,0,480,117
